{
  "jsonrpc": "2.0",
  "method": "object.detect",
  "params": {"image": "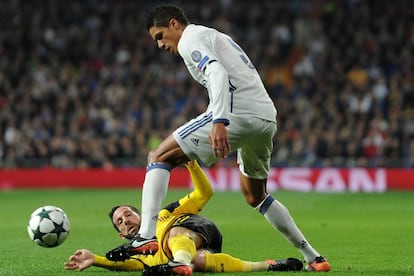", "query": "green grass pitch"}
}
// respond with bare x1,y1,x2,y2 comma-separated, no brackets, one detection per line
1,189,413,275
